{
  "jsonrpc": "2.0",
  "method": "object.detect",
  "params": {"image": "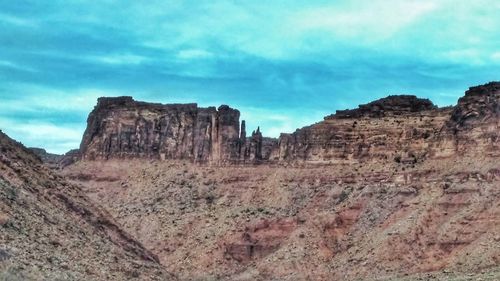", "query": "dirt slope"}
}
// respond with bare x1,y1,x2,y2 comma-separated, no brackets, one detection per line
63,156,499,280
0,131,176,280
